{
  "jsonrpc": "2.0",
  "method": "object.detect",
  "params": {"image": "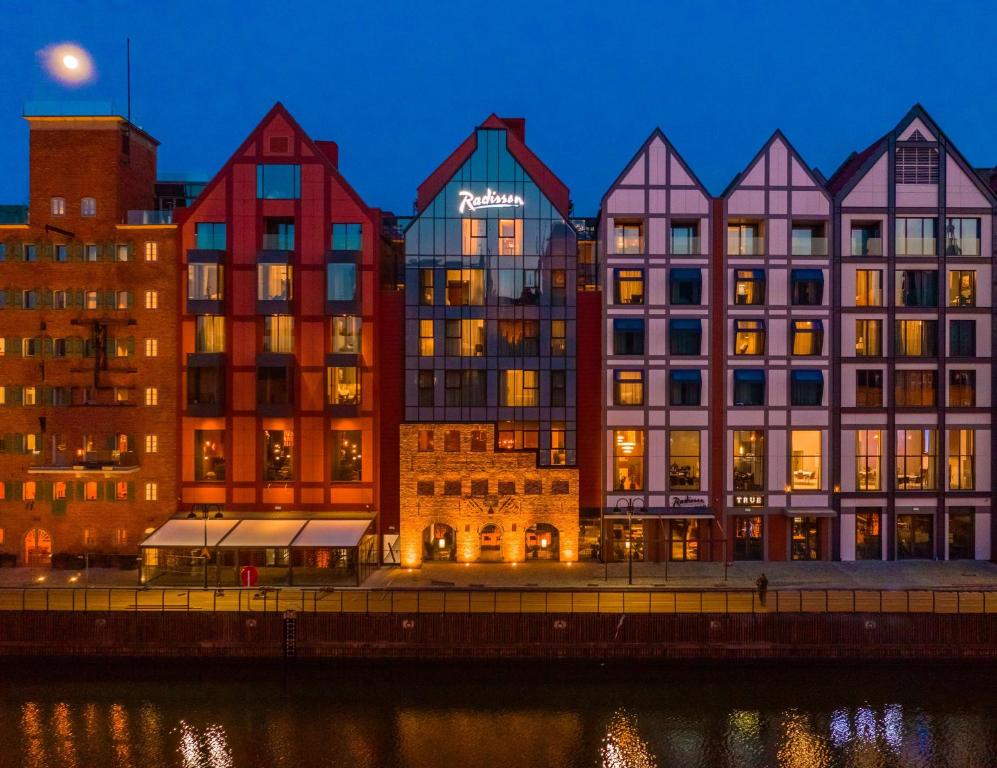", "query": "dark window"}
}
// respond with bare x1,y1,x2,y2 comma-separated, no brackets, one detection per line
613,319,644,356
550,269,567,307
950,320,976,357
734,270,765,305
669,268,701,305
895,270,938,307
326,263,357,301
444,370,486,407
670,222,699,255
855,370,883,407
851,223,882,256
443,480,462,496
855,510,882,560
256,164,301,199
790,370,824,406
550,370,566,407
733,369,765,406
614,269,644,304
895,370,937,407
444,430,461,452
551,480,569,495
257,366,293,405
949,370,975,407
195,222,226,250
262,217,294,251
498,481,516,495
790,269,823,305
332,223,362,251
417,481,435,496
614,370,644,406
470,479,488,497
469,430,487,452
417,429,434,452
948,508,975,560
193,429,225,481
669,370,701,406
524,479,542,494
187,365,223,407
417,370,434,407
669,319,701,356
